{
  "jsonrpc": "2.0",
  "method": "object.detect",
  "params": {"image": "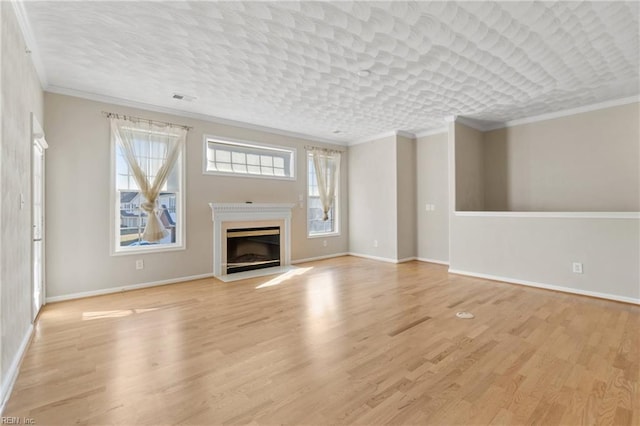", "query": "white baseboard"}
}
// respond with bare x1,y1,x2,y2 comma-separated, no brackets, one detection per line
417,257,450,266
1,324,34,415
448,269,640,305
291,252,349,264
46,273,215,303
347,252,416,264
347,252,398,263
